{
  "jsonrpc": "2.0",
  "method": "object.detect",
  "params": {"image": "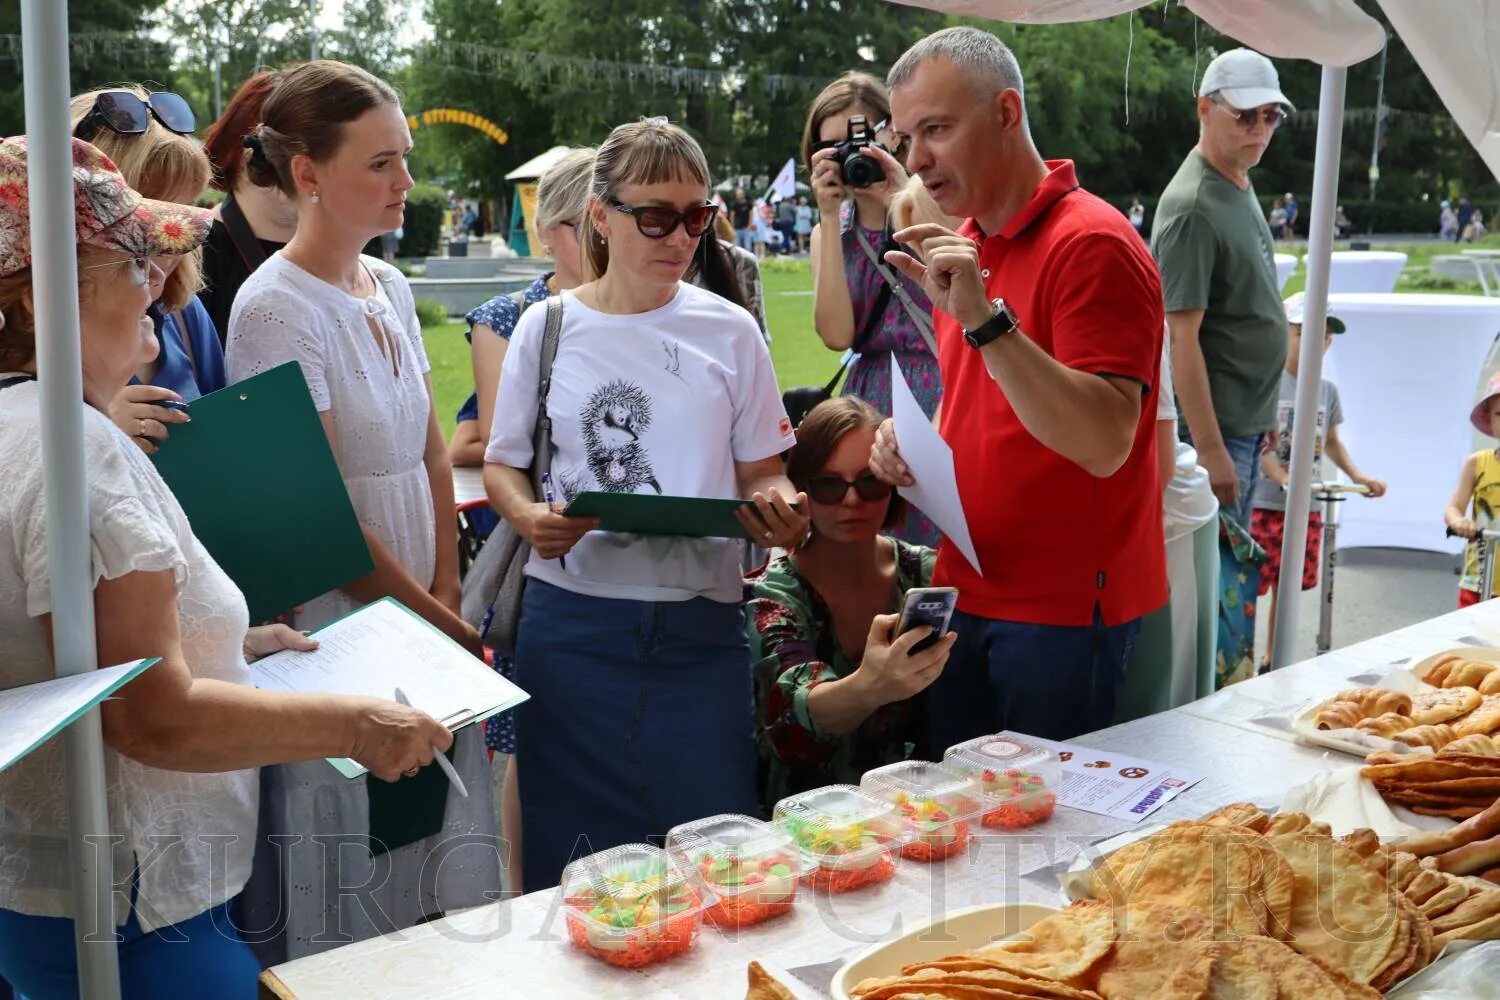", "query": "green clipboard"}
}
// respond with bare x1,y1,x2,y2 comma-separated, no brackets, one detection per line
563,491,798,539
150,362,374,622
